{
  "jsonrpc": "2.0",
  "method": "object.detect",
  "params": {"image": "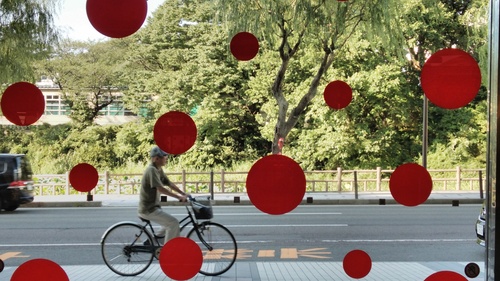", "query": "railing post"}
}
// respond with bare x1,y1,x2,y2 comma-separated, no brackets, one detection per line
210,170,214,200
65,172,70,195
182,169,186,192
456,166,461,191
336,167,342,192
479,170,484,199
105,171,110,195
221,169,225,193
376,167,382,191
354,171,359,199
